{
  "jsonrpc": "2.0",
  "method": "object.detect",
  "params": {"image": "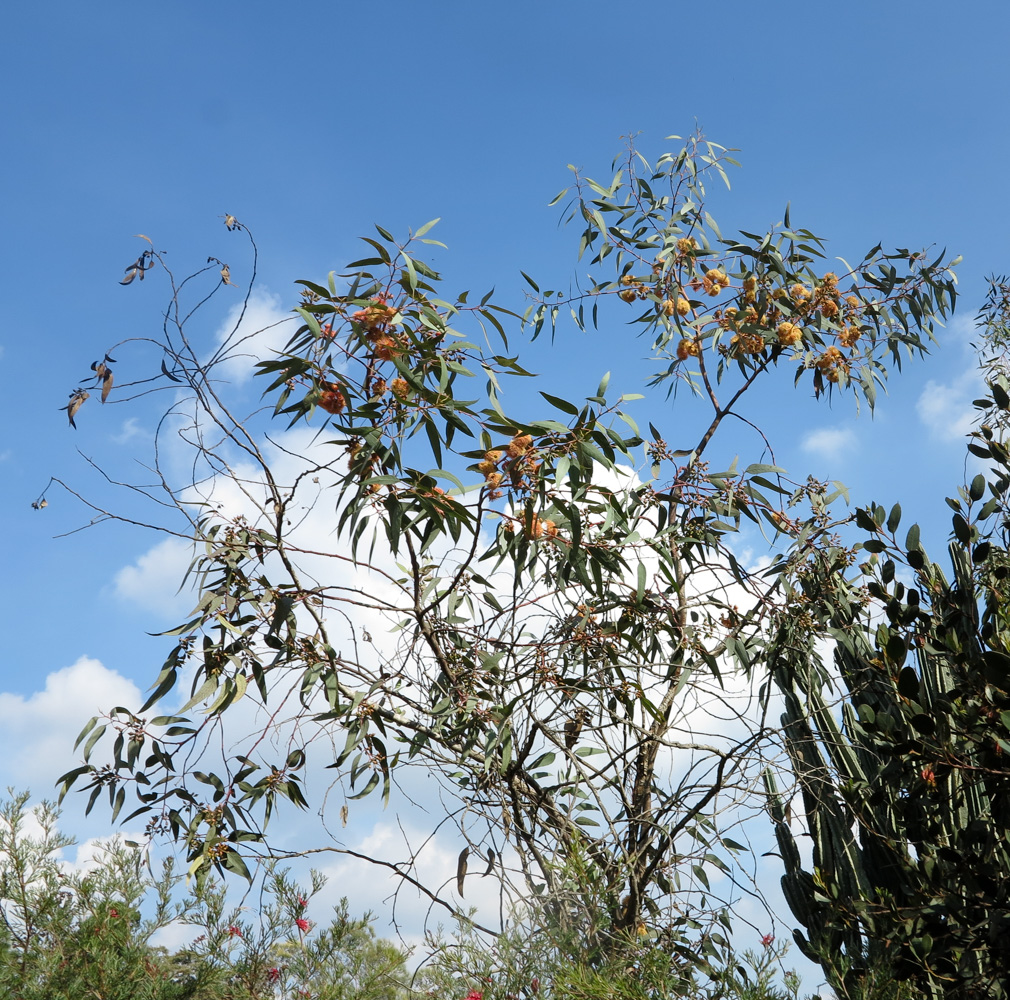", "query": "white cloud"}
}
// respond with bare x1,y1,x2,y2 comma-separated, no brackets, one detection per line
917,367,982,443
111,416,147,445
800,426,856,461
916,314,985,444
149,920,203,953
62,833,148,874
112,536,197,618
211,289,296,385
0,657,142,792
